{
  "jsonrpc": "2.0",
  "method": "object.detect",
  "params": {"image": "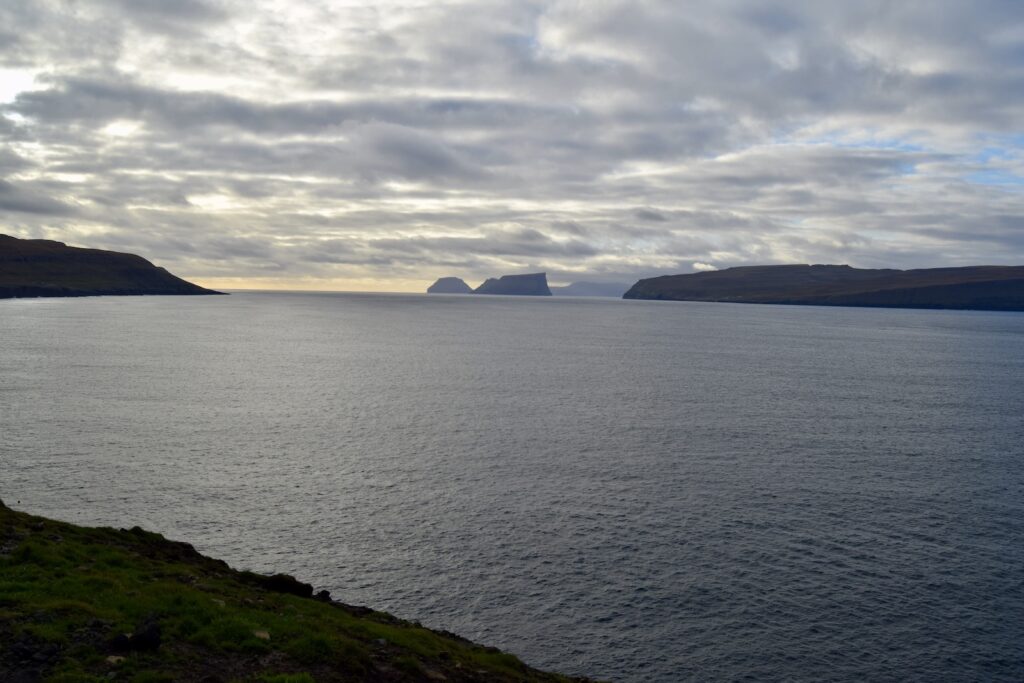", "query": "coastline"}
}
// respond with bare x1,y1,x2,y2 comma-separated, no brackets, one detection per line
0,500,596,682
